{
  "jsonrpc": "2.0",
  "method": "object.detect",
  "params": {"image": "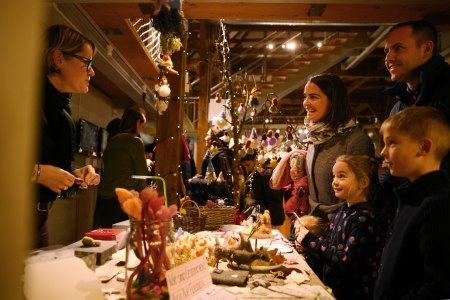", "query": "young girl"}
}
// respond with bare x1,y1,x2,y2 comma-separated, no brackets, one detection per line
295,155,385,300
